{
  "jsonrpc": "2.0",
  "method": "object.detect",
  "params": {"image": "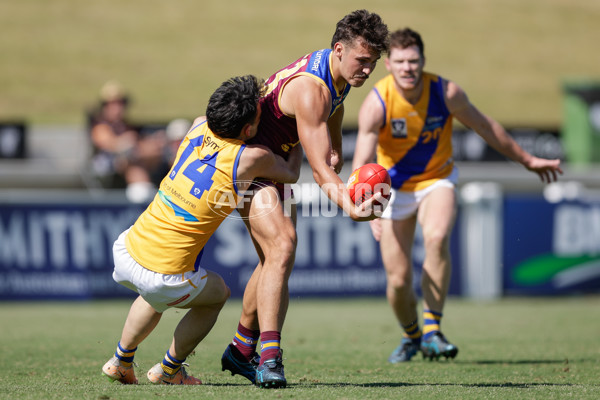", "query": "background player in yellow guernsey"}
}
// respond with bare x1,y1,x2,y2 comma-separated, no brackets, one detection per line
101,75,302,385
352,28,562,363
